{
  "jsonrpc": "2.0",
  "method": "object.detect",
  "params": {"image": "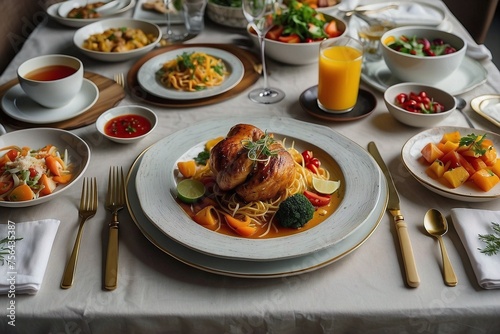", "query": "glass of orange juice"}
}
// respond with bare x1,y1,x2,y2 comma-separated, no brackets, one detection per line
318,37,364,113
